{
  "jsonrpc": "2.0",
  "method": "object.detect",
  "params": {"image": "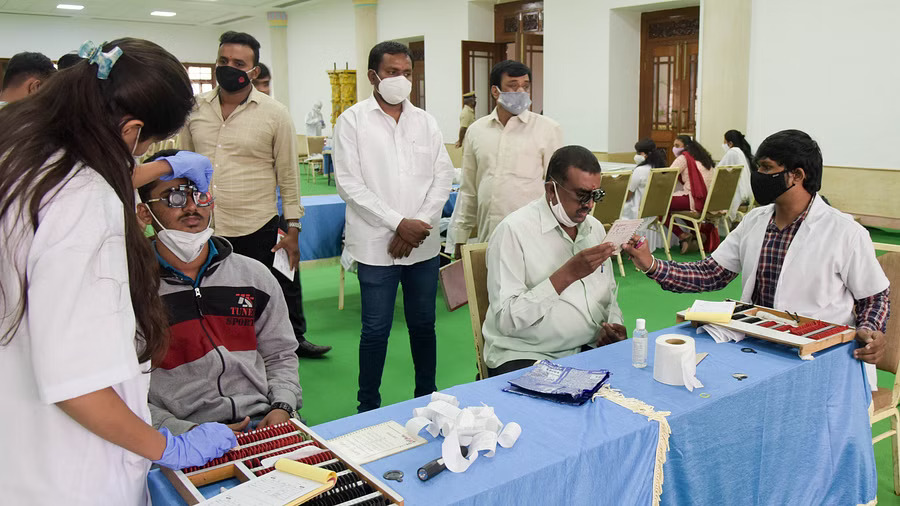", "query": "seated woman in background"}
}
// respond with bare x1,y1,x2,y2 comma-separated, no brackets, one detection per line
667,135,715,253
621,138,667,219
719,129,754,220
